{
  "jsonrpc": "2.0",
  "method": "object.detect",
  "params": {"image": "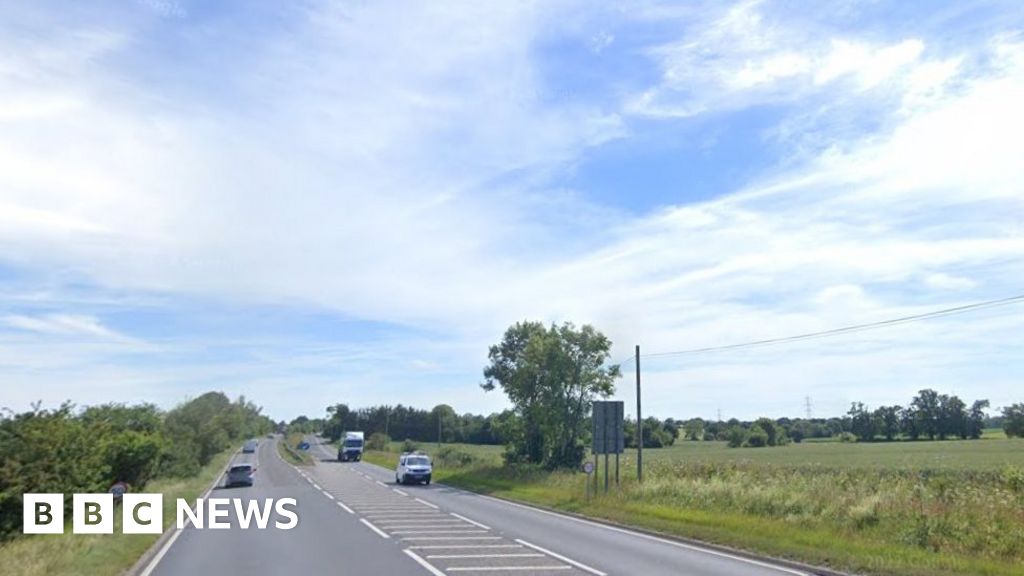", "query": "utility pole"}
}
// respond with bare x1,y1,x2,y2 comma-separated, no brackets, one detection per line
437,410,442,450
635,344,643,483
385,408,390,437
805,396,813,420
